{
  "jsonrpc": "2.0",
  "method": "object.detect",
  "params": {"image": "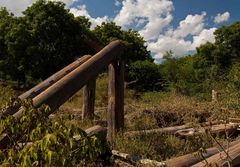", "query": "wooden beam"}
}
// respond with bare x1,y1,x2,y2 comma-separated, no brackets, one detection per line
192,140,240,167
0,41,124,149
175,123,238,139
1,55,91,116
82,79,96,120
124,121,230,137
13,40,124,119
107,60,124,141
165,140,240,167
